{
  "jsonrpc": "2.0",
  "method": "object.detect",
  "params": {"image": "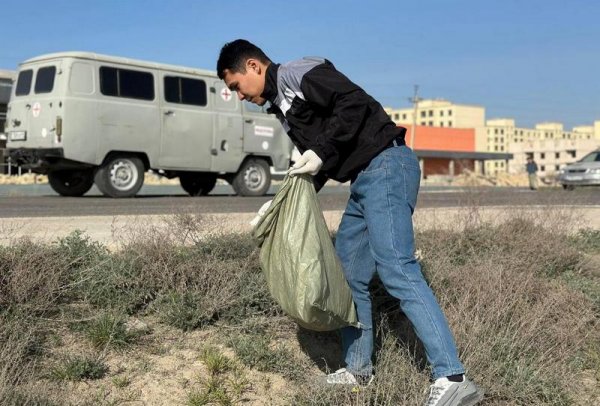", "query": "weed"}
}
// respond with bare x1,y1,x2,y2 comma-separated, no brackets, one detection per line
200,346,233,376
227,332,301,380
84,312,137,349
154,291,214,331
111,375,131,388
188,376,235,406
49,355,108,381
